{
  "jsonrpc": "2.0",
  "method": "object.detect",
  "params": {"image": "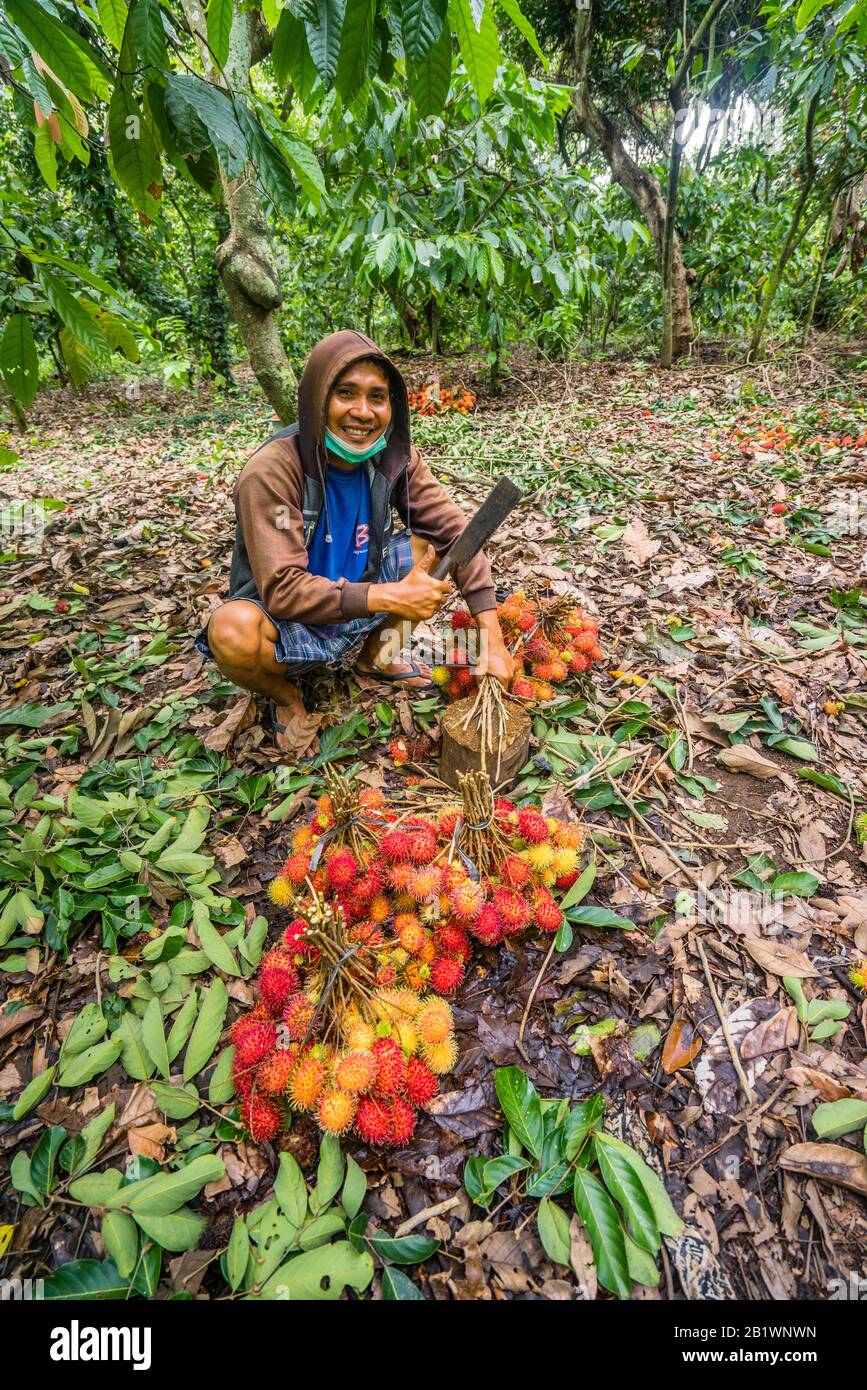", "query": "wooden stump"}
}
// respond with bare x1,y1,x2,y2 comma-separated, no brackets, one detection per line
440,695,531,790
